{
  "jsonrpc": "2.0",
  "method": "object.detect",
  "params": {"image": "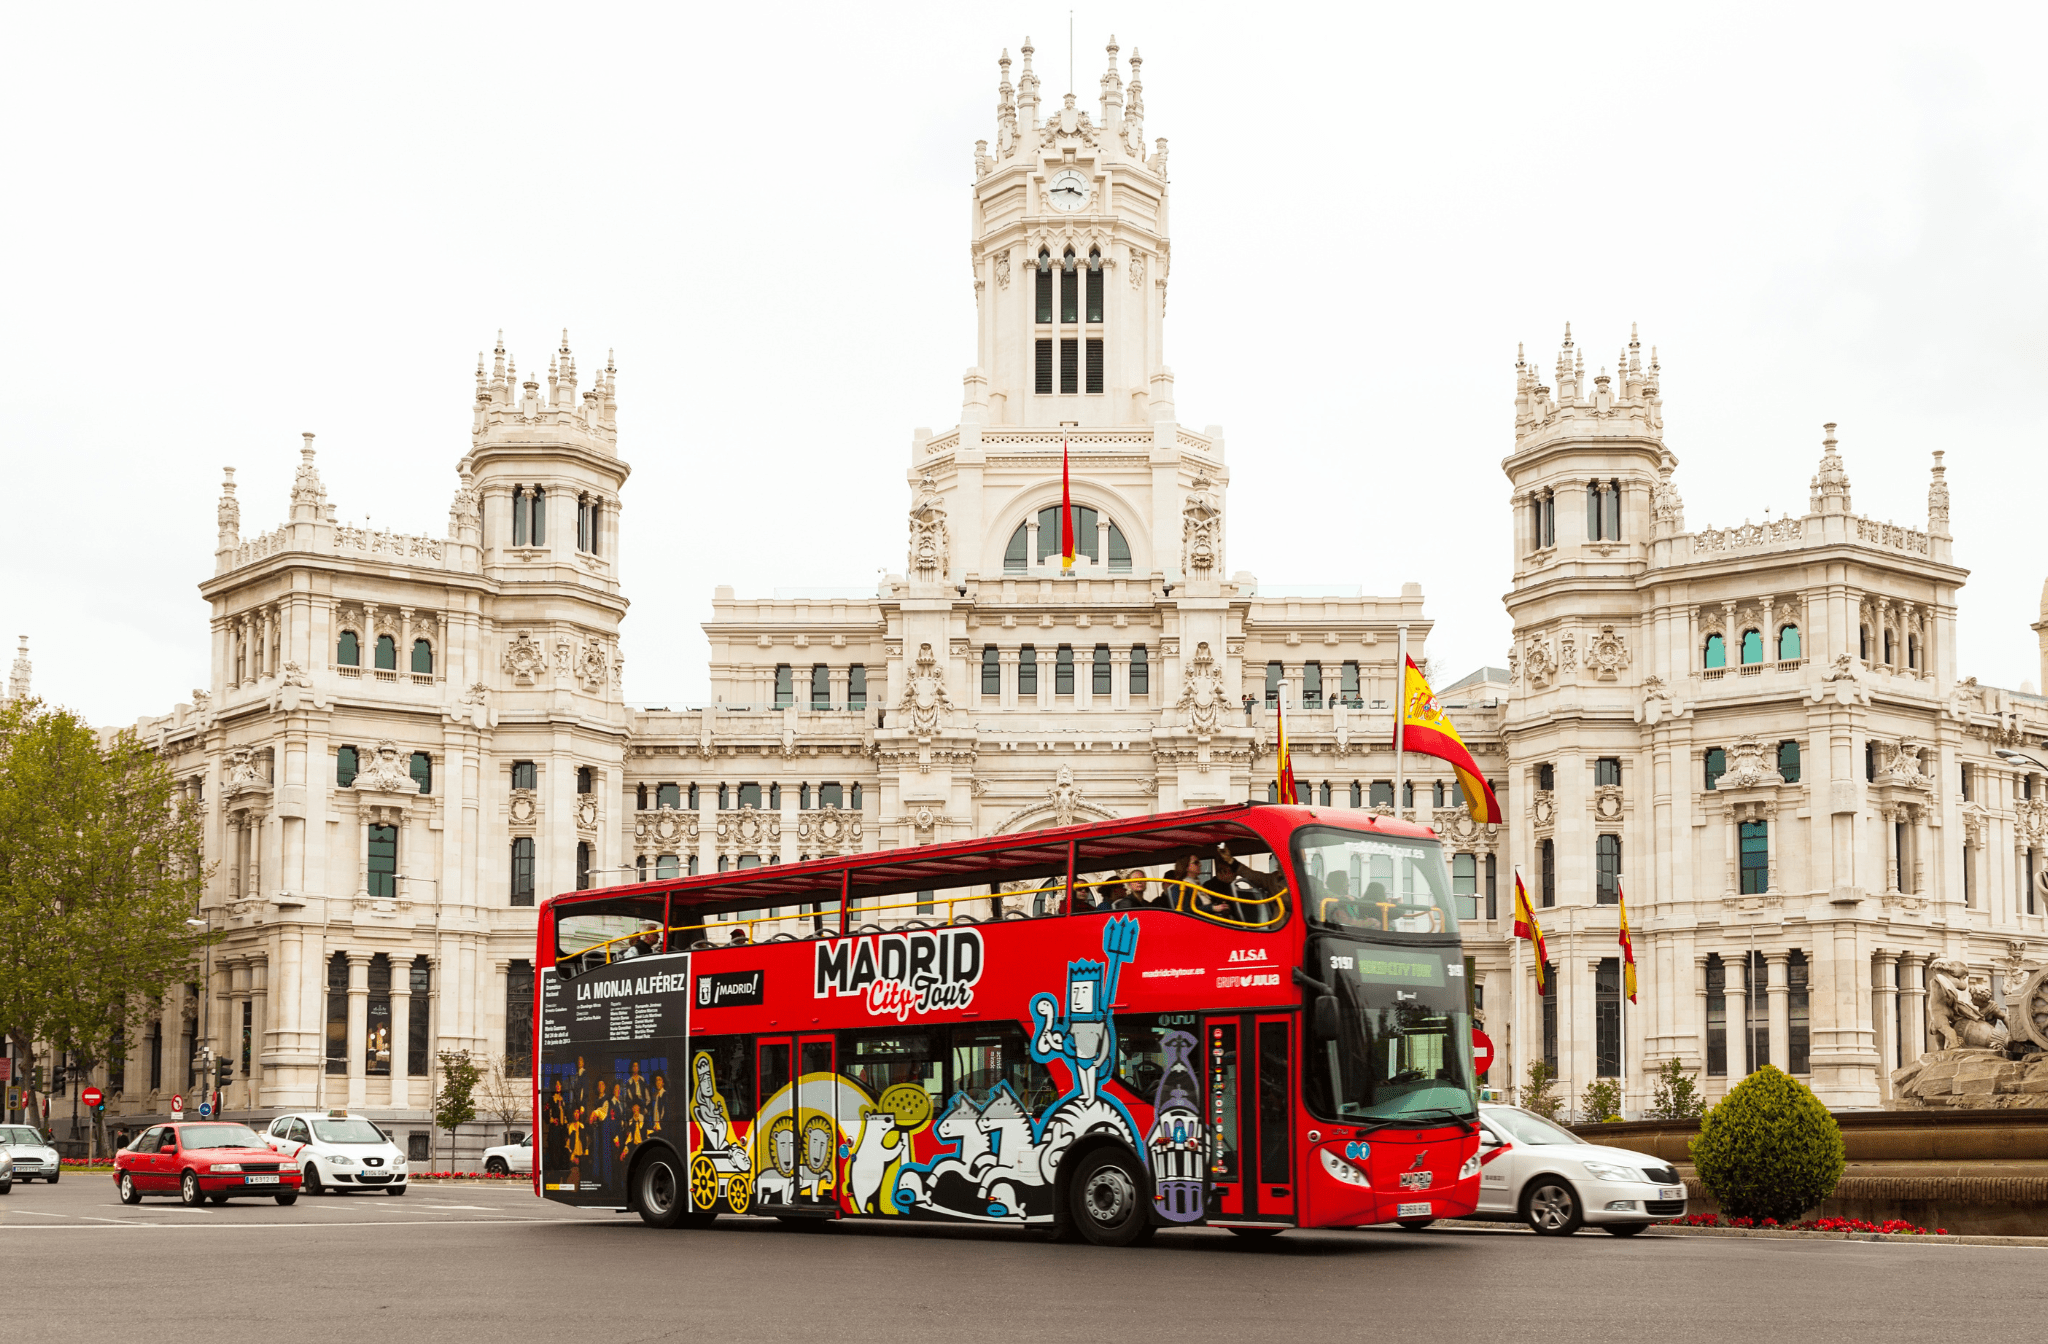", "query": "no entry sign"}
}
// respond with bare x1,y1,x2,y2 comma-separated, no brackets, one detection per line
81,1087,104,1109
1471,1029,1495,1075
